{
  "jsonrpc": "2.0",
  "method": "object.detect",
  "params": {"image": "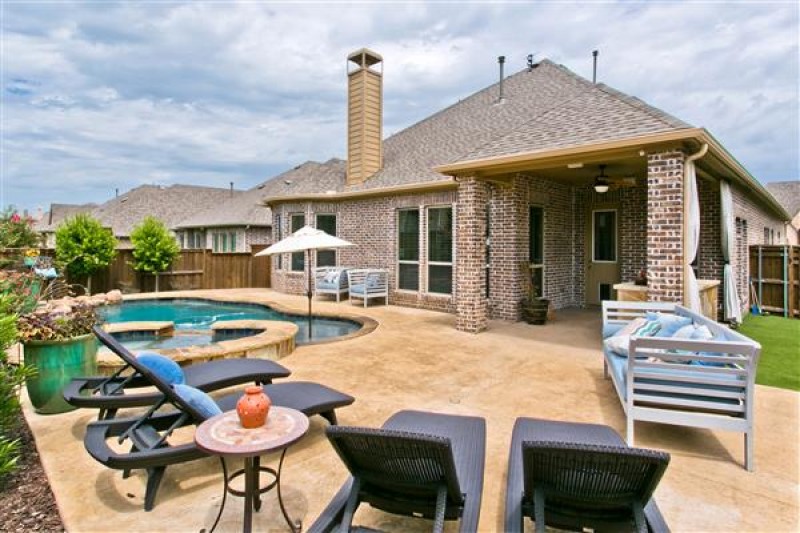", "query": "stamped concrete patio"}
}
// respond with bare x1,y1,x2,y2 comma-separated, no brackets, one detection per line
23,289,799,532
